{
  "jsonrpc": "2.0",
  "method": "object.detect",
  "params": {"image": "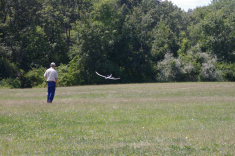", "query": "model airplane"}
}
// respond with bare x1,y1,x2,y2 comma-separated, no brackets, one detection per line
95,71,120,80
